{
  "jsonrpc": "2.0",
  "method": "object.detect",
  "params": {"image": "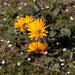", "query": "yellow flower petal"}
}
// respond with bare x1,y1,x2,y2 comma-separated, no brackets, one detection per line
14,16,34,32
27,19,48,40
27,42,47,54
